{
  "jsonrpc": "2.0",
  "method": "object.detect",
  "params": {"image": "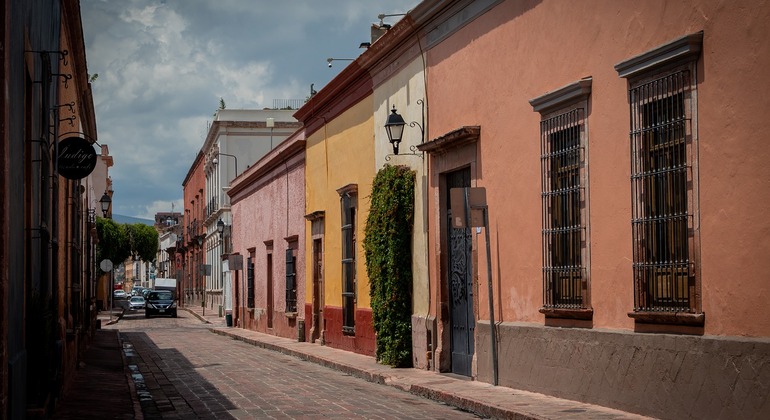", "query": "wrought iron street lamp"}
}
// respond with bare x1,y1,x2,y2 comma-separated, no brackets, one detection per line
217,219,225,238
384,99,424,159
384,106,406,154
99,191,112,218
